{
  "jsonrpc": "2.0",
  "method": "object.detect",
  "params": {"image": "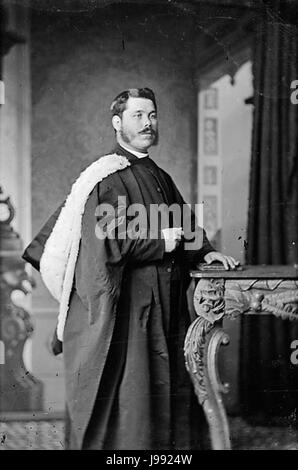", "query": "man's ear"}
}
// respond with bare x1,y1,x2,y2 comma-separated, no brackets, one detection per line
112,115,122,132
